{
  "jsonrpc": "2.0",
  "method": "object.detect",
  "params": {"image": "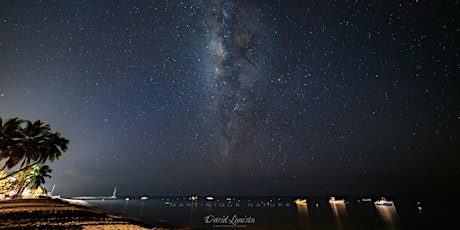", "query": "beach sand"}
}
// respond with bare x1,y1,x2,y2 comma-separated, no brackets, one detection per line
0,198,190,229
